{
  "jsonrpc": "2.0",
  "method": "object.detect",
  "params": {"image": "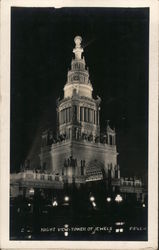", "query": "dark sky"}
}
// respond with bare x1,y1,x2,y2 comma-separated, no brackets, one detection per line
11,7,149,182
